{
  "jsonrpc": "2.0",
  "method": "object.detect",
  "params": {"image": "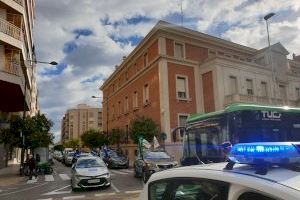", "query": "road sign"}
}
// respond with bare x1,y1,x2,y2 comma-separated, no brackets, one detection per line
160,132,167,141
